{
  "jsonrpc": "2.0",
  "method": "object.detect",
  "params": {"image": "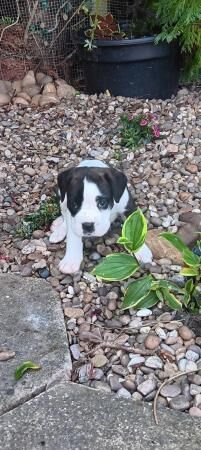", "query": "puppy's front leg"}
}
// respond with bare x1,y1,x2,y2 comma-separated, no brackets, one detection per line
49,216,67,243
134,243,153,265
59,225,83,274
